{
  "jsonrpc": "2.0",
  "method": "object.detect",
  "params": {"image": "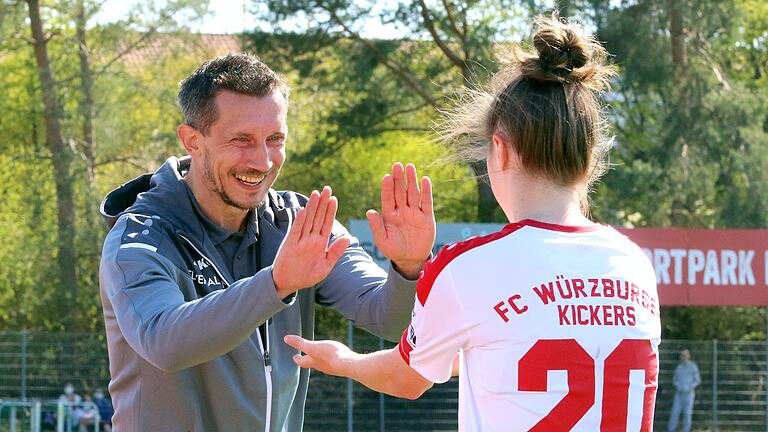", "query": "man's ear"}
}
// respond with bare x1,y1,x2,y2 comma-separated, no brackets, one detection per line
491,133,510,170
178,124,201,156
